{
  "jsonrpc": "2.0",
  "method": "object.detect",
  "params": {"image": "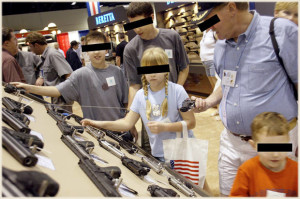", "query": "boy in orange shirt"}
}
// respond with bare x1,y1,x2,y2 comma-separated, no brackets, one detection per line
230,112,298,197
